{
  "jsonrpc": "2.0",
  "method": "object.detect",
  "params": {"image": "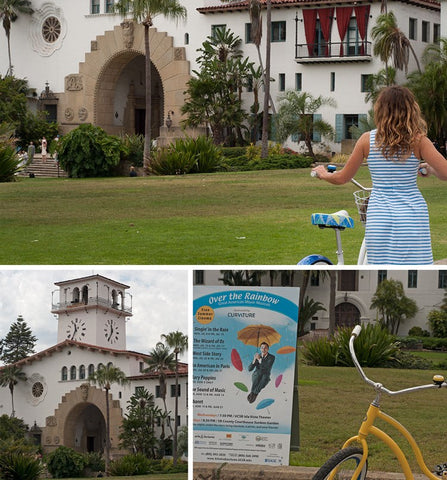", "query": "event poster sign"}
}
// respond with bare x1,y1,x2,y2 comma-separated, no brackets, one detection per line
193,286,299,466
